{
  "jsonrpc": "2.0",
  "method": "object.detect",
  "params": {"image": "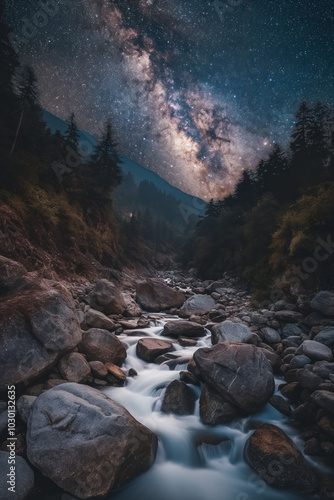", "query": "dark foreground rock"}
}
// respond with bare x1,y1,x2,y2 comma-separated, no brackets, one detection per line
0,286,82,392
136,278,185,312
26,383,157,499
0,451,34,500
78,328,127,366
244,424,318,495
161,380,196,415
193,342,274,413
199,383,240,425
